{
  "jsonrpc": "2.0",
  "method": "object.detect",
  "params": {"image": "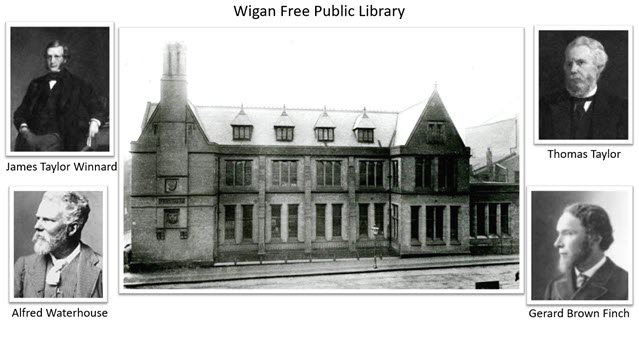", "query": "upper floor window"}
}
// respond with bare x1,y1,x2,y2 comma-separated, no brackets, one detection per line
415,157,432,188
275,127,294,141
316,128,334,142
391,160,399,187
415,156,456,191
226,160,252,186
356,129,374,143
317,160,341,187
427,121,445,143
272,160,298,187
233,125,253,140
359,160,383,187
